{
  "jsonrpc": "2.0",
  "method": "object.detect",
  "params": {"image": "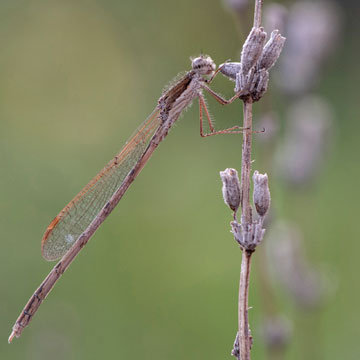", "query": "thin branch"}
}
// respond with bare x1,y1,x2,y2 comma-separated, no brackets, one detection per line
240,99,253,225
238,1,263,357
253,0,263,28
238,250,253,360
238,98,254,360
